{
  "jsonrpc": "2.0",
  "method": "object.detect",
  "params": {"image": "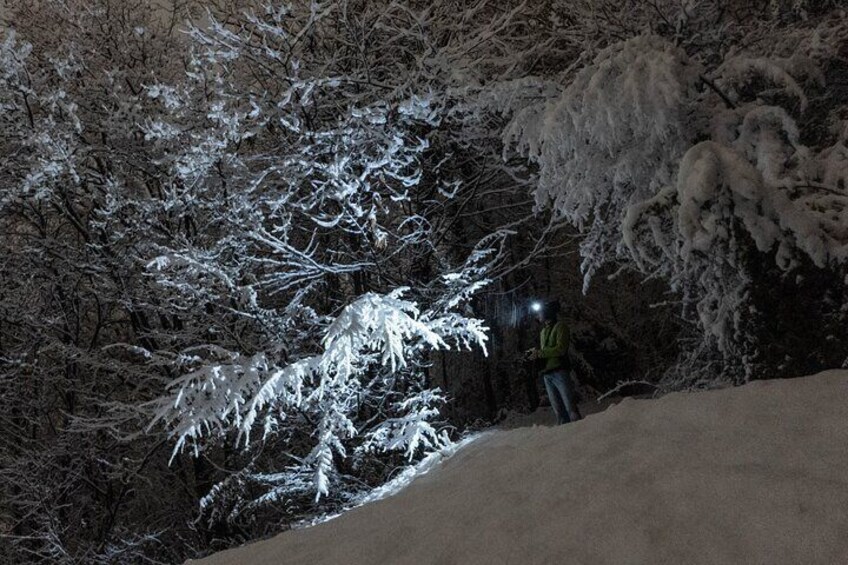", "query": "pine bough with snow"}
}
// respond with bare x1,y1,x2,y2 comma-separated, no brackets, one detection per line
152,289,488,503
